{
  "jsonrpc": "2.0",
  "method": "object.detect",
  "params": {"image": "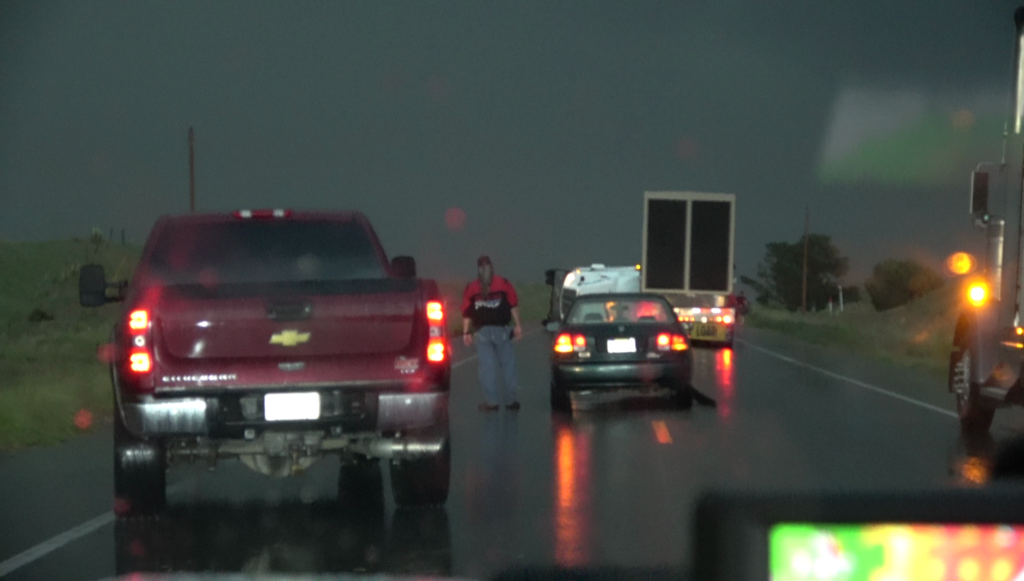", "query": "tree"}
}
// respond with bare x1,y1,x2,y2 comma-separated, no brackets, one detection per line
742,234,849,311
864,258,943,311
